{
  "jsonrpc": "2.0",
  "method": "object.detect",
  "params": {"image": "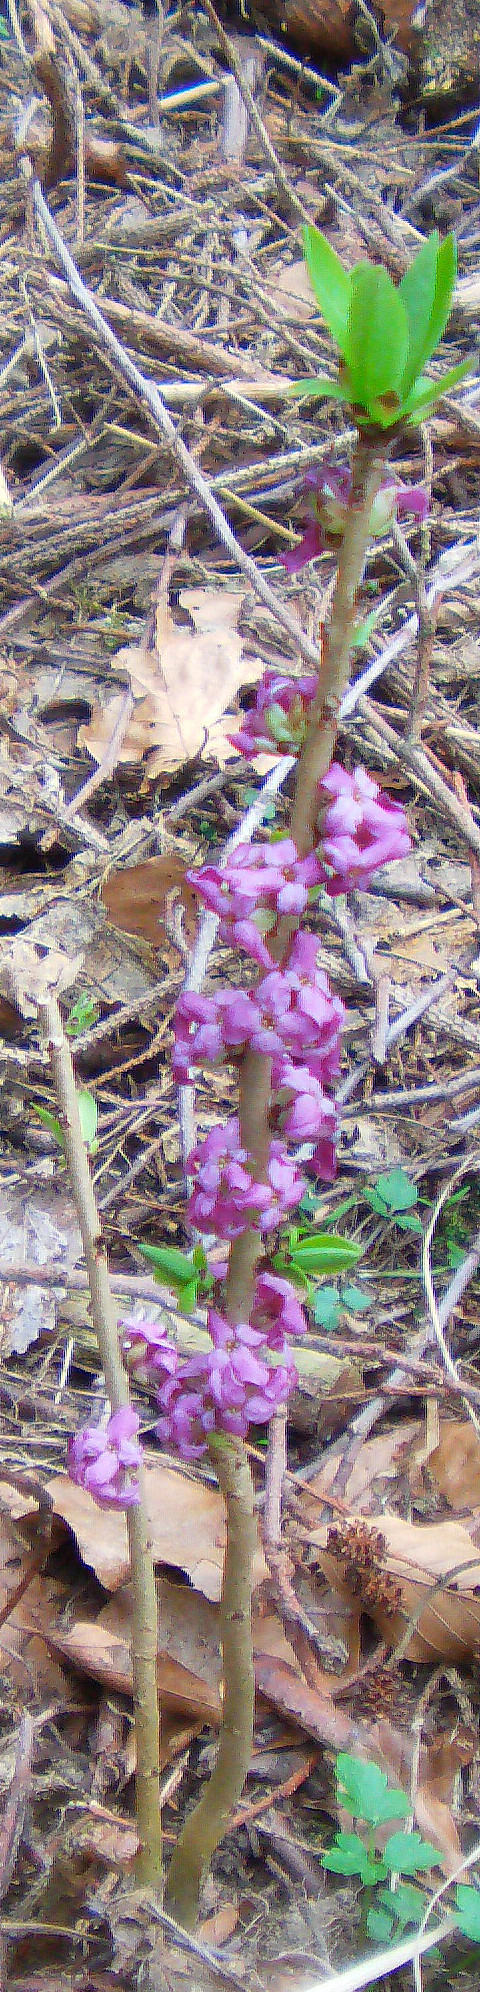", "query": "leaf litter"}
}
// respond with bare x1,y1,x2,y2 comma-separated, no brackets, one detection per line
2,0,480,1981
